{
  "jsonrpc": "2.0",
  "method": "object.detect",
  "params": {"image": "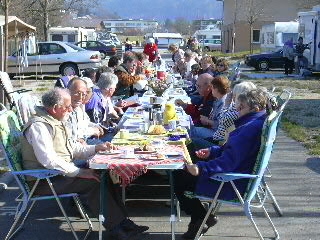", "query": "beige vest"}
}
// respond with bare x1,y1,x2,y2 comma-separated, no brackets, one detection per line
21,106,73,171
